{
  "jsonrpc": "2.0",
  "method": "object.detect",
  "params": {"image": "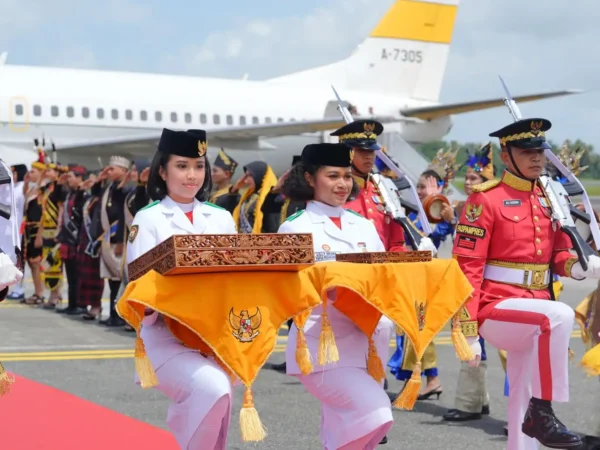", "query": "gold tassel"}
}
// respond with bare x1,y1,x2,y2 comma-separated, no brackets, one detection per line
317,302,339,365
393,362,422,410
134,336,158,388
366,337,385,384
239,387,267,442
296,328,313,375
0,362,14,397
451,317,474,361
